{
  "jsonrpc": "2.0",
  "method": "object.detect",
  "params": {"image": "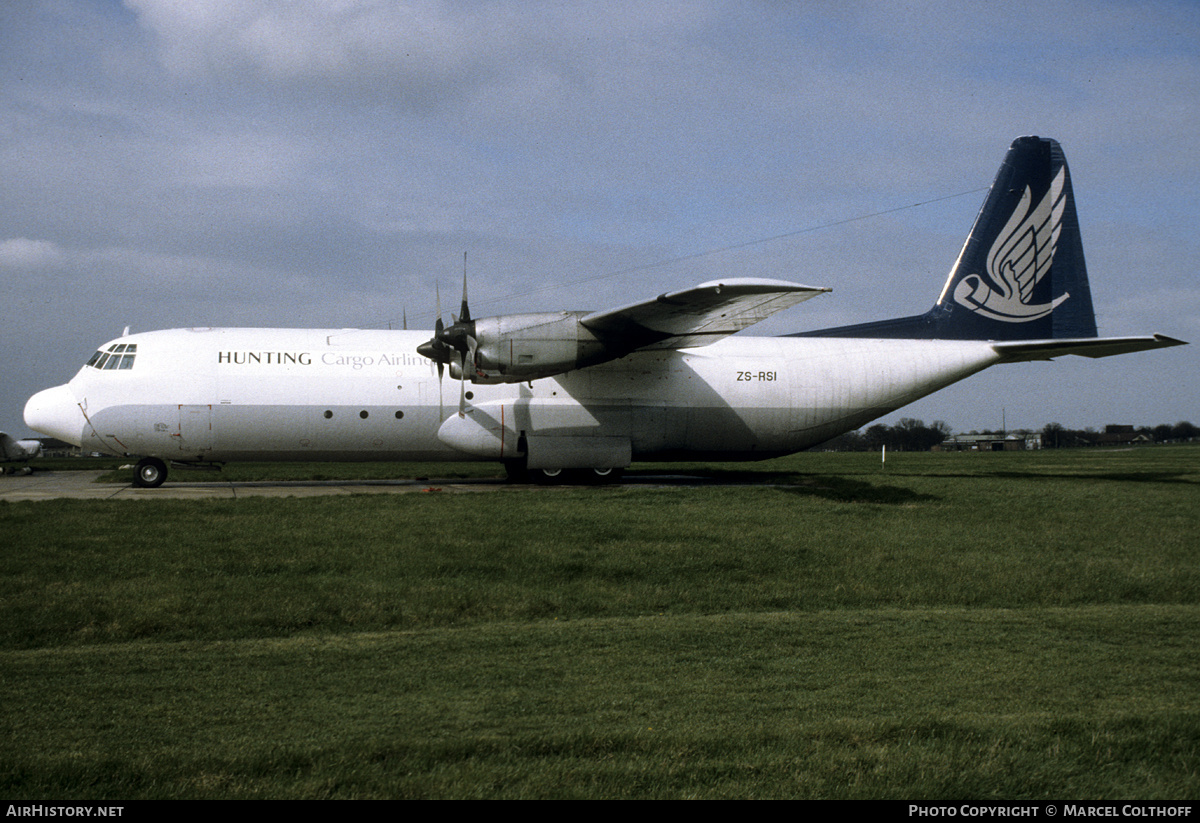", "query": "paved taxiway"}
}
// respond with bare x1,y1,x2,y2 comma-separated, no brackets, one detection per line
1,470,709,502
0,470,527,502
